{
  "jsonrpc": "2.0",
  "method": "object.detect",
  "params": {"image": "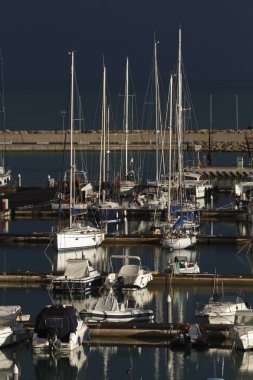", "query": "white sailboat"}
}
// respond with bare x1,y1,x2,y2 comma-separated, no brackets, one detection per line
0,50,11,187
54,51,104,251
161,28,197,251
94,62,124,223
119,57,140,195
